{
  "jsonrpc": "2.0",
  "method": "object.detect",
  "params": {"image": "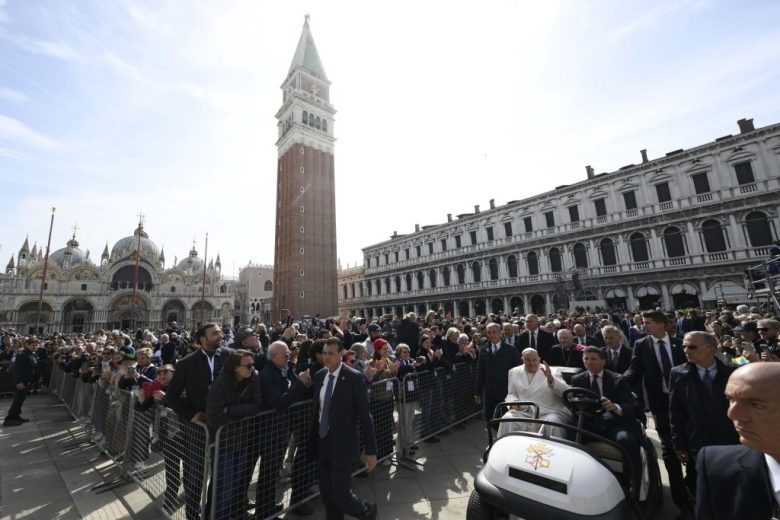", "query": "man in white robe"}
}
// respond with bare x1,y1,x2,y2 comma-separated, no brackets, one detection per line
498,348,572,438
